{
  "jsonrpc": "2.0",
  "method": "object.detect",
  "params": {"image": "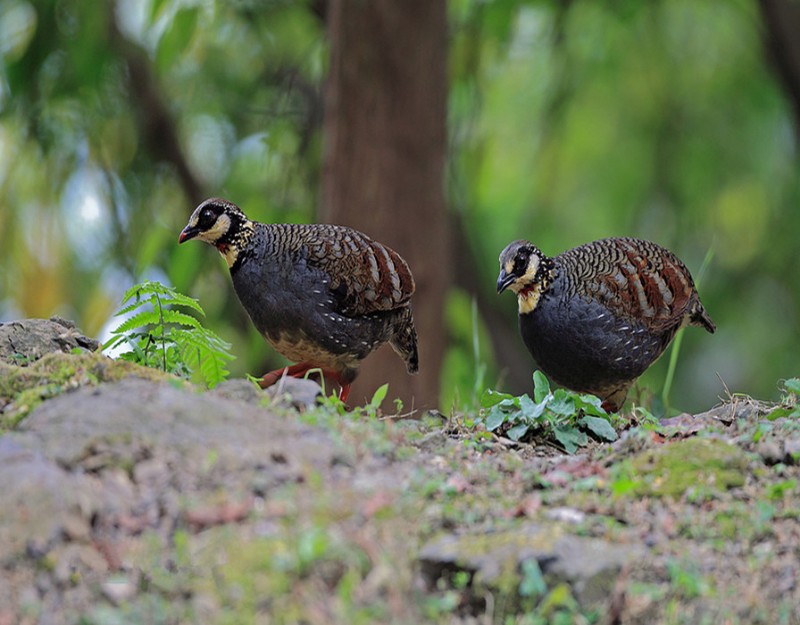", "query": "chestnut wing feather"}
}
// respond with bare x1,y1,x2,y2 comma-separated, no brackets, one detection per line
561,238,698,332
301,225,415,317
